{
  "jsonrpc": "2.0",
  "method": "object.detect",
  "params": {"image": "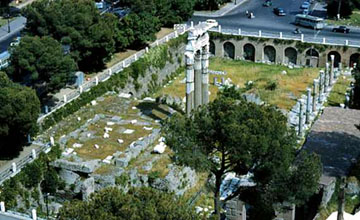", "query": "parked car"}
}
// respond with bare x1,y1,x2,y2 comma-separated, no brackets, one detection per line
274,8,286,16
263,0,272,7
300,2,310,9
332,26,350,33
